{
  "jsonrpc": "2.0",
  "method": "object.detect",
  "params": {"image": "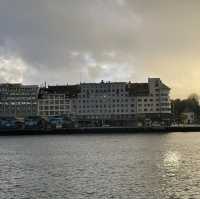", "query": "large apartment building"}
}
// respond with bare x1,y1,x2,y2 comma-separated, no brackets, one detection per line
0,84,39,118
71,78,171,125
